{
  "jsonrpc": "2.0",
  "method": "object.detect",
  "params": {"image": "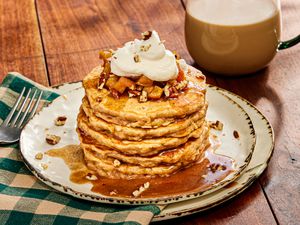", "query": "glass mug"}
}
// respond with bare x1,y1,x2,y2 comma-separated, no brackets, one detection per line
185,0,300,75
